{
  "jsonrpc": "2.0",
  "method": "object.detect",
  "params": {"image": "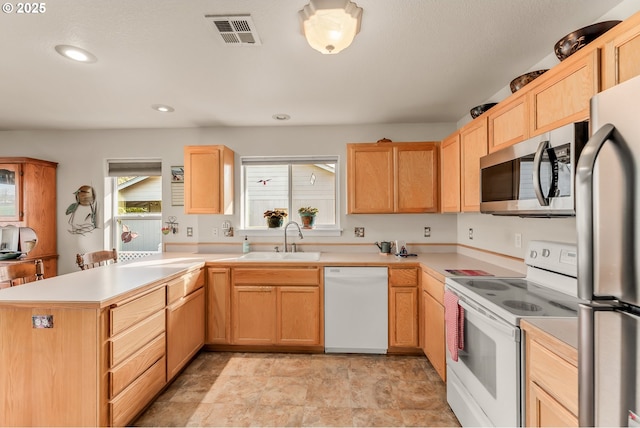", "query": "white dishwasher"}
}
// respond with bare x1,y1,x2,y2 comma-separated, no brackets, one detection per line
324,266,388,354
